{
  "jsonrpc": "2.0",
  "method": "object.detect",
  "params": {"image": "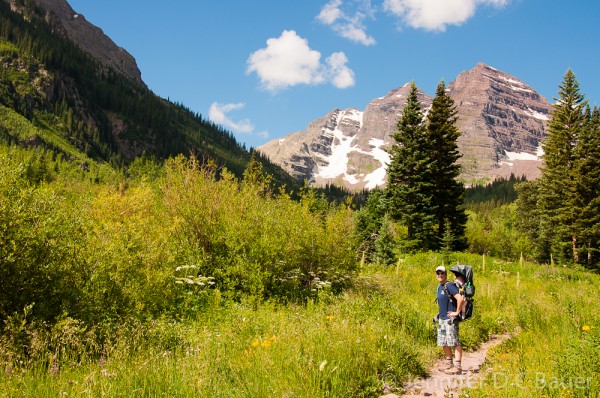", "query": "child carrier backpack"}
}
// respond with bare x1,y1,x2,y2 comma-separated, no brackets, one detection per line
446,264,475,321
